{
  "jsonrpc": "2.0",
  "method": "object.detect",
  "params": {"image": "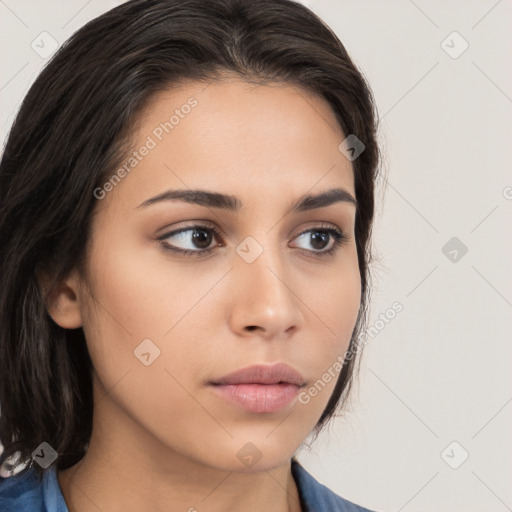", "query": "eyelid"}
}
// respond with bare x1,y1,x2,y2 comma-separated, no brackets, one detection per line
157,219,217,233
293,221,341,237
